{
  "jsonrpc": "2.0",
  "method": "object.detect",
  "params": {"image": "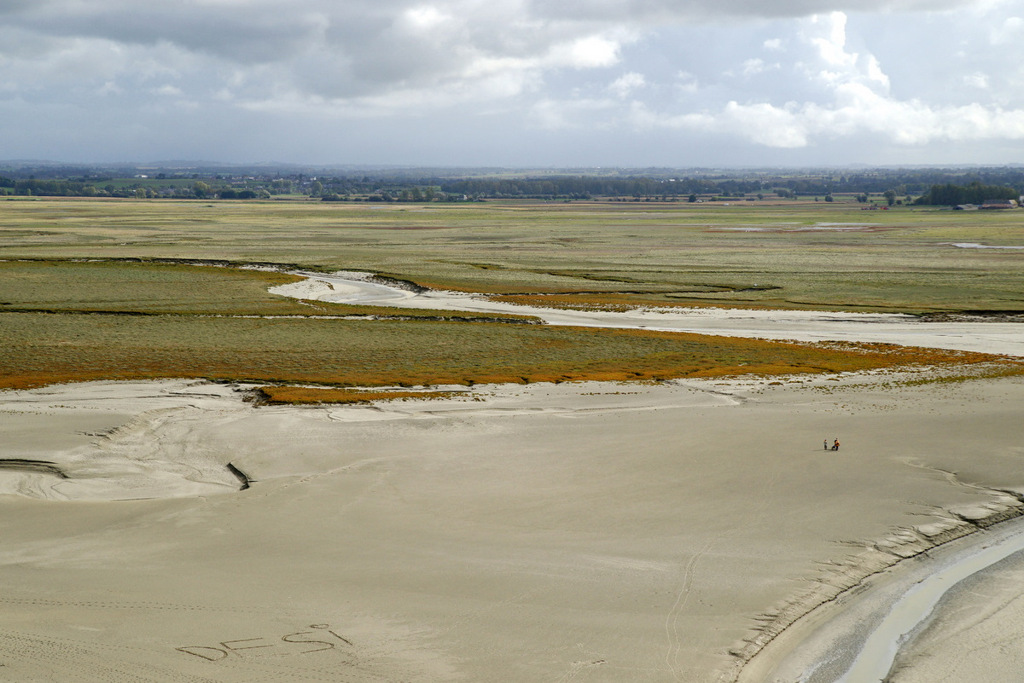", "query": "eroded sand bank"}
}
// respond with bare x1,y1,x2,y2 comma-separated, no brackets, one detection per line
3,370,1024,681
